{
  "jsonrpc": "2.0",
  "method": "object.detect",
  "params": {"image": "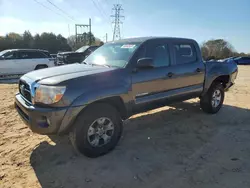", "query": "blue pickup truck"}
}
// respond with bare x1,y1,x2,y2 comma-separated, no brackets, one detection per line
15,37,238,157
